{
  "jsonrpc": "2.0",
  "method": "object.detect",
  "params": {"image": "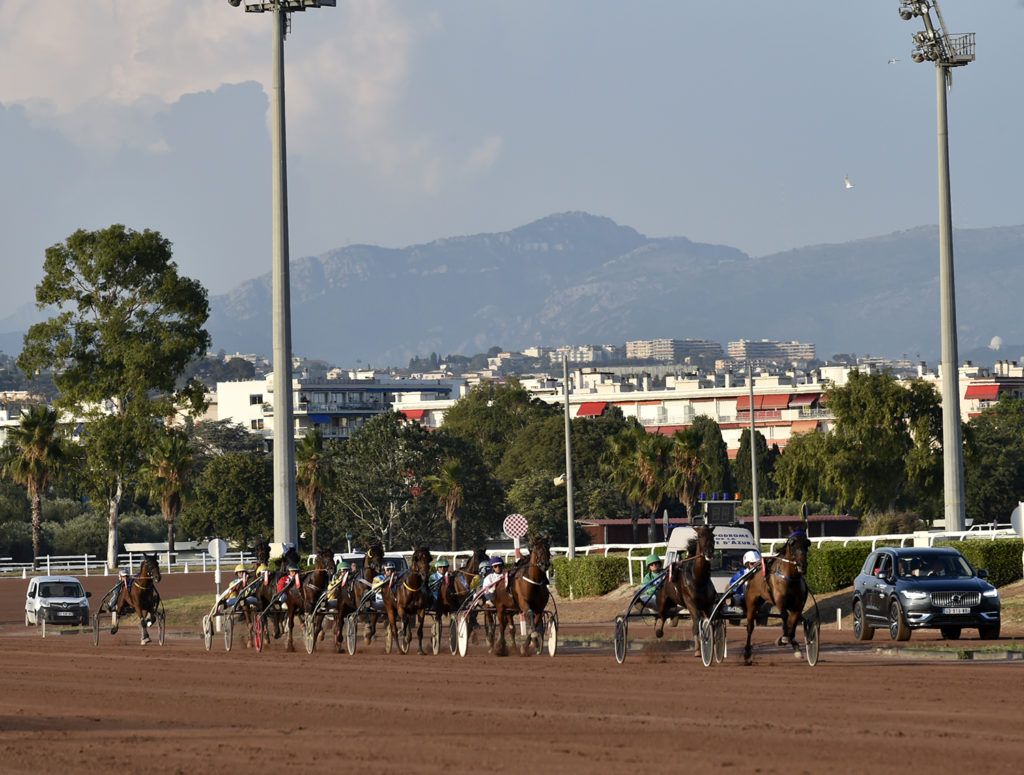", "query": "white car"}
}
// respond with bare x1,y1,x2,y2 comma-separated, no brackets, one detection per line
25,575,92,626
